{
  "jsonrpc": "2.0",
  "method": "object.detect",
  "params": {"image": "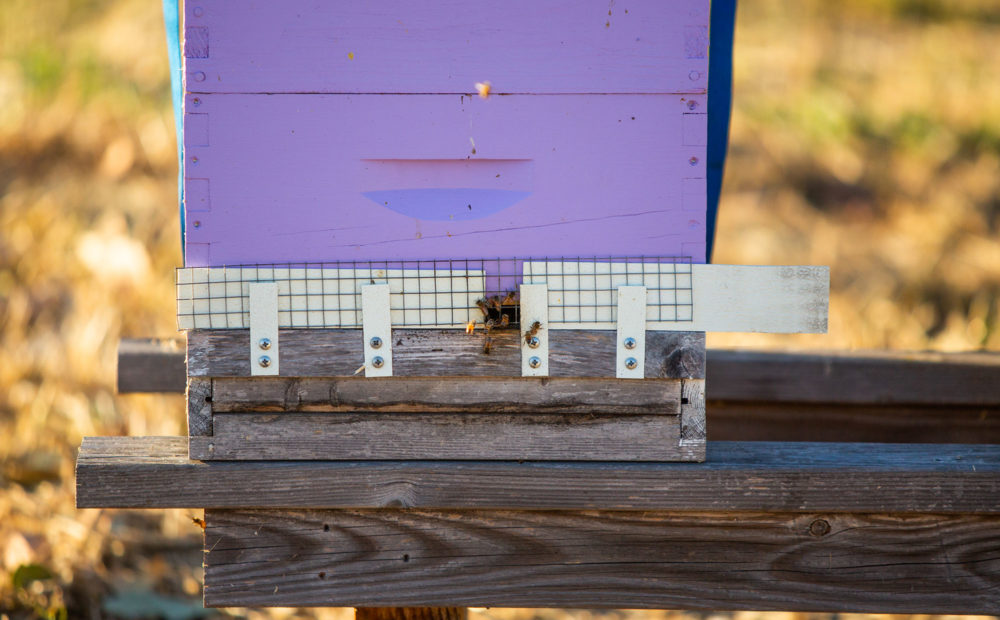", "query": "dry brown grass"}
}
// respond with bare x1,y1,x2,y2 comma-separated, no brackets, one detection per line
0,0,997,618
